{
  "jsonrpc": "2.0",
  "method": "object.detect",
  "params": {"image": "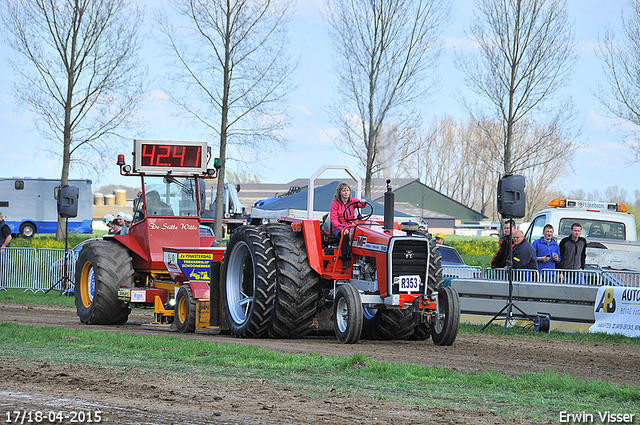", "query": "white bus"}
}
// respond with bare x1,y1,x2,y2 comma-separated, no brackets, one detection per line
0,177,93,237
